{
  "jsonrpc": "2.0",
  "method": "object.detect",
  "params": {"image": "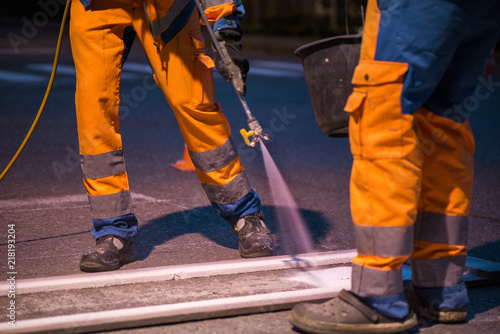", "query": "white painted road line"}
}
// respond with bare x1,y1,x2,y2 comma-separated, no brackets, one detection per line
0,250,356,295
0,48,57,55
251,60,304,71
0,192,167,210
26,63,76,75
26,63,153,75
287,266,352,287
122,61,154,73
249,67,303,78
25,63,141,80
0,287,340,334
0,60,304,83
0,194,87,209
0,69,45,83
